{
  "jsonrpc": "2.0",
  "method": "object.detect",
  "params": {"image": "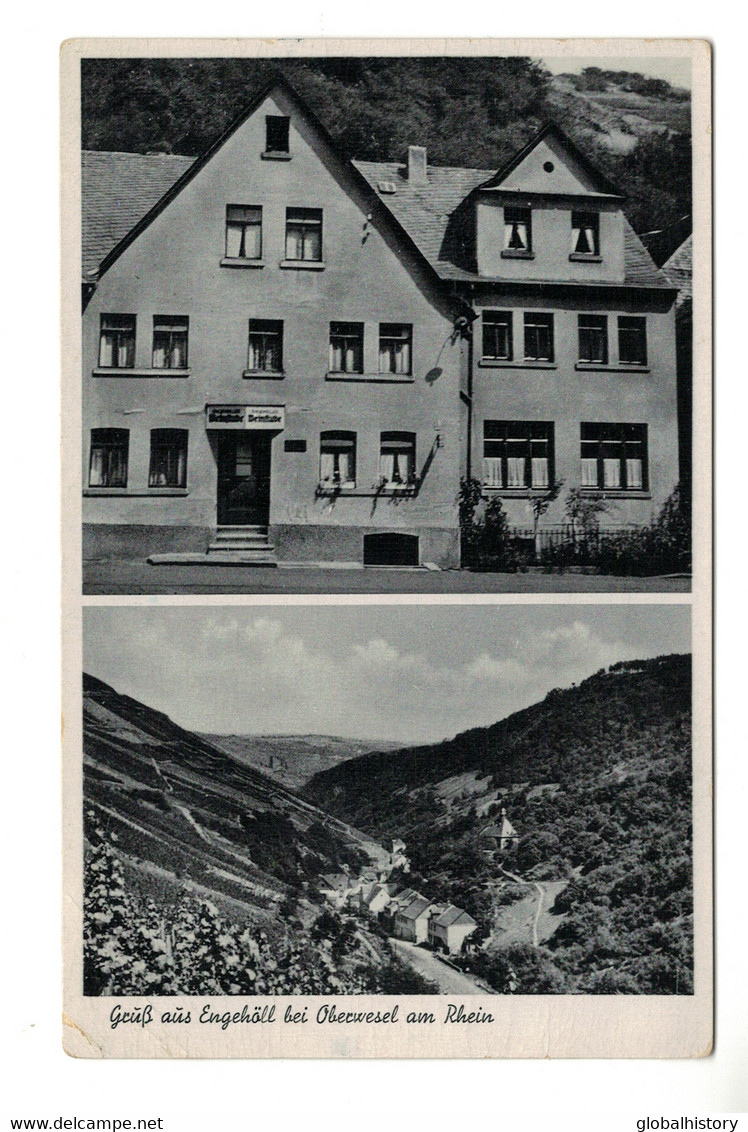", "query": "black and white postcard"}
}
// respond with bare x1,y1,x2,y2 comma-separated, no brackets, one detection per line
61,37,712,1058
